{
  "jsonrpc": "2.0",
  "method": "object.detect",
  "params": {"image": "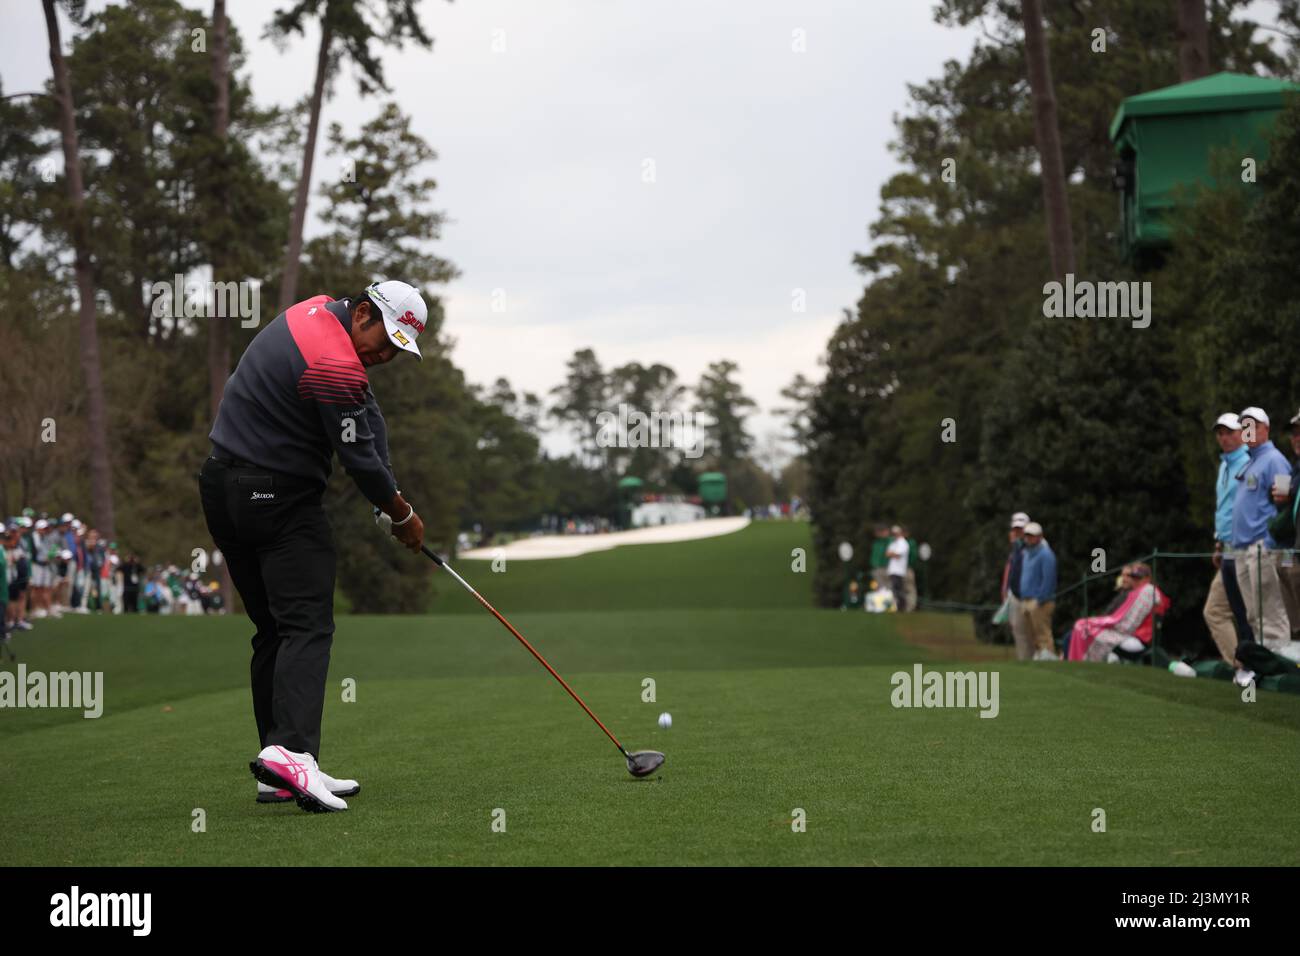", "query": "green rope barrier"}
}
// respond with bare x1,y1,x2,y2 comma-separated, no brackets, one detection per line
917,547,1300,614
